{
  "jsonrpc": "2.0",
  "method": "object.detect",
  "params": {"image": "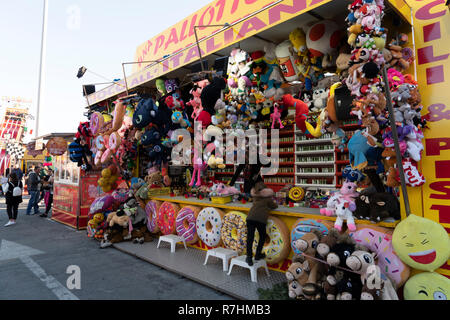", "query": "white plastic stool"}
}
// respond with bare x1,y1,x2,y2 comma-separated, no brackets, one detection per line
227,255,270,282
157,235,187,253
203,248,238,272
